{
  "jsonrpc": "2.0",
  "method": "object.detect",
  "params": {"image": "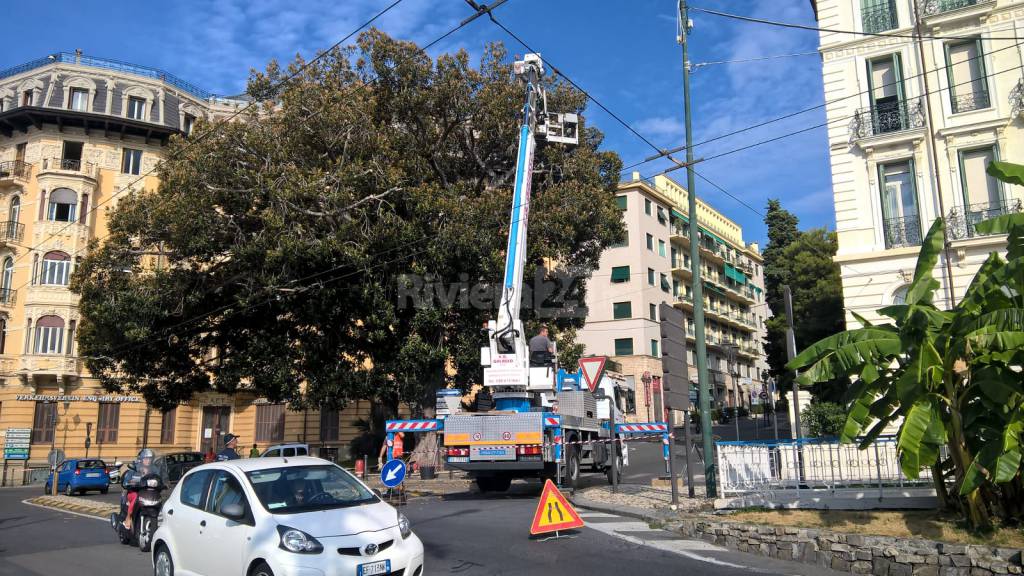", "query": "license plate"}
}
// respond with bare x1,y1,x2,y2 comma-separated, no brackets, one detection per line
86,473,100,477
358,560,390,576
471,446,515,461
447,456,469,463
